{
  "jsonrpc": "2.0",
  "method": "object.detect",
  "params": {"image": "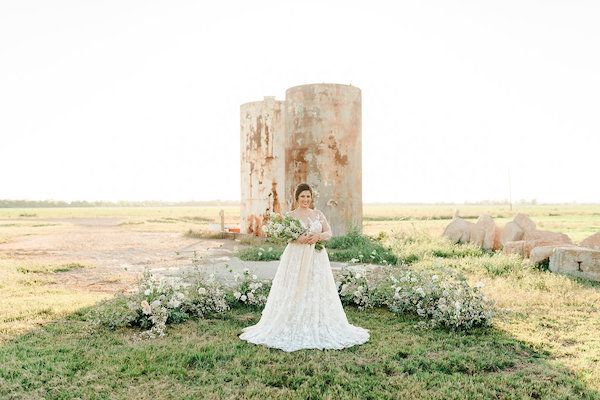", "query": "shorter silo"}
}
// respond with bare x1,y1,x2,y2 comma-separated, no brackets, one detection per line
240,96,286,235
